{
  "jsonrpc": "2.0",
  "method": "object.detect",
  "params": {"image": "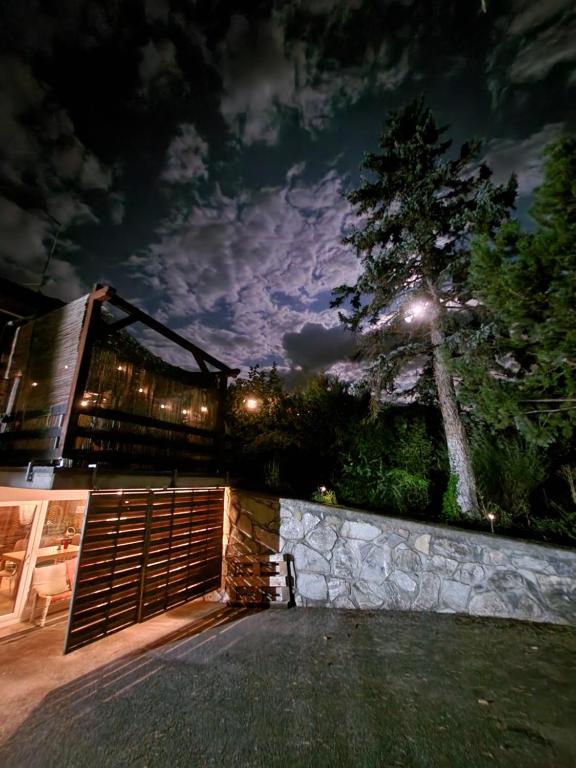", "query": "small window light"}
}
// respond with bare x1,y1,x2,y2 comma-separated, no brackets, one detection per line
32,381,38,387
